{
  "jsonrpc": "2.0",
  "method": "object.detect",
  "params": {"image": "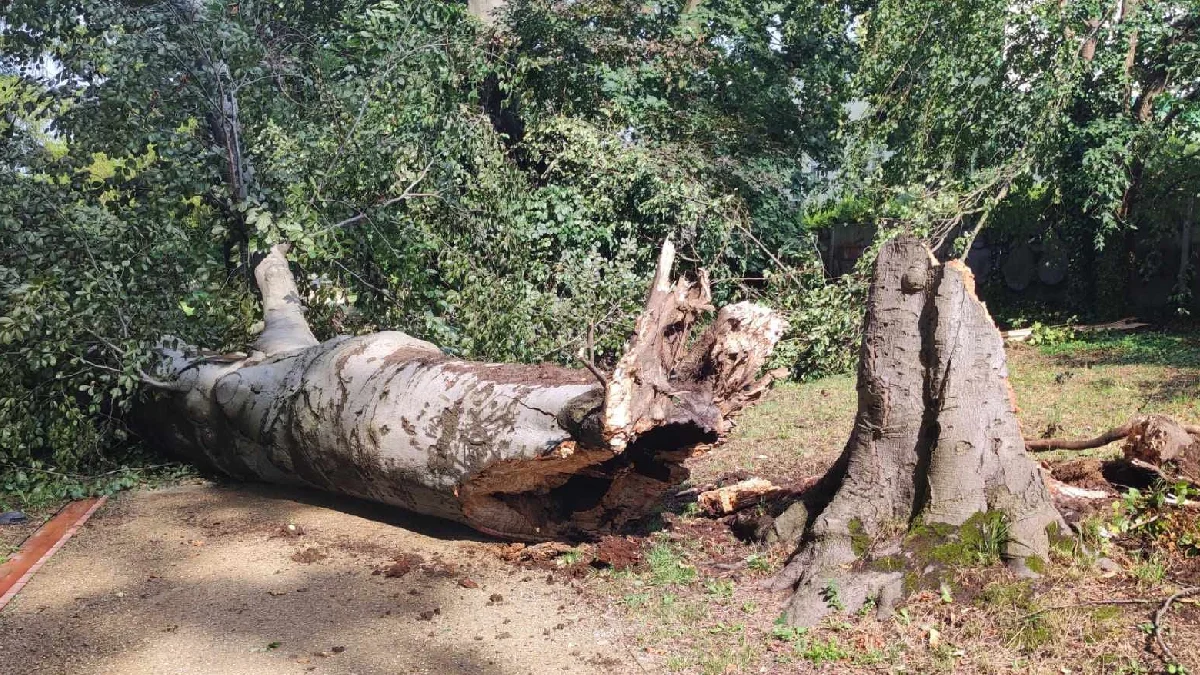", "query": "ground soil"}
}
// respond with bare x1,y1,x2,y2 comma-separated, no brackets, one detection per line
3,333,1200,674
0,483,640,675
